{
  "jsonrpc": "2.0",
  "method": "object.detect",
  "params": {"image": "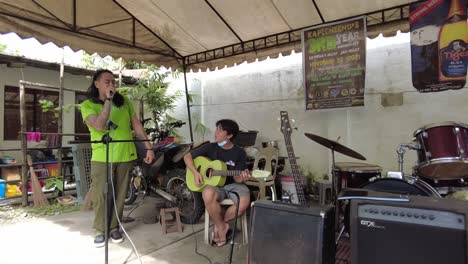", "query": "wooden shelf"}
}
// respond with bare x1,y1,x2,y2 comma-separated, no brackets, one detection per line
0,159,73,168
